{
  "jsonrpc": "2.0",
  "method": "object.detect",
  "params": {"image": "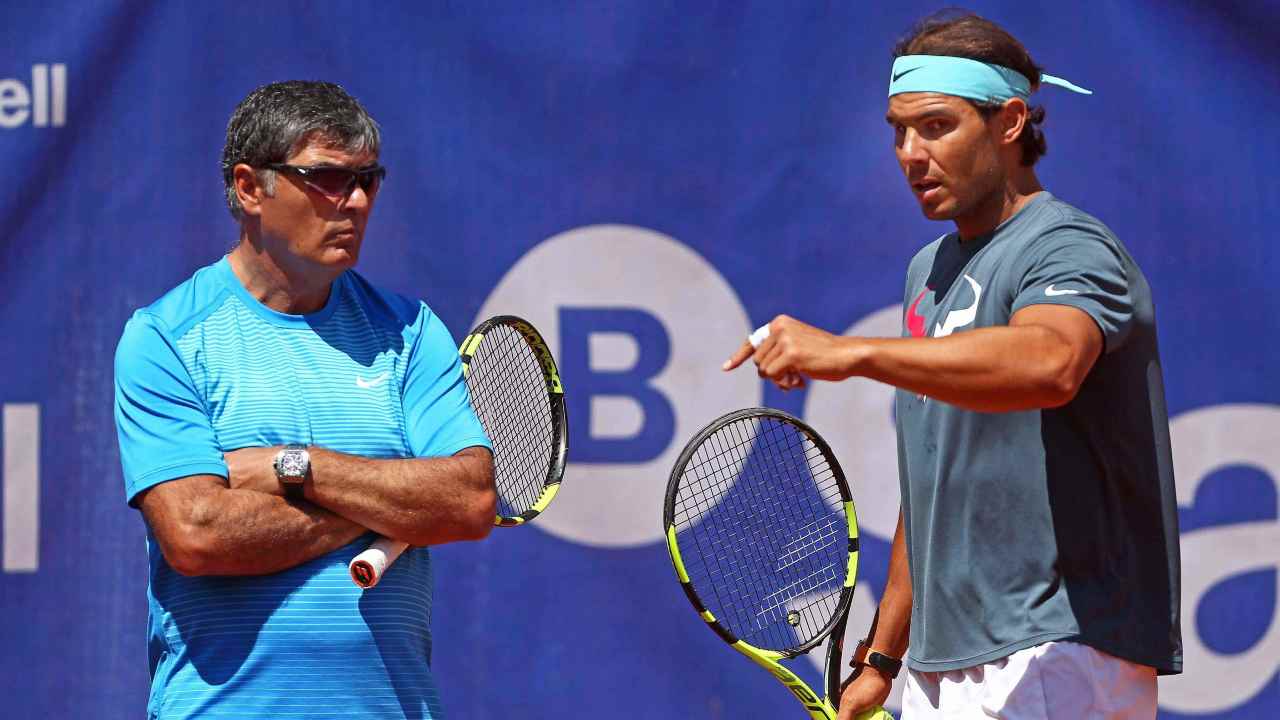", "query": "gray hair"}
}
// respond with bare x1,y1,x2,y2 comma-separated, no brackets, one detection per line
220,80,381,220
